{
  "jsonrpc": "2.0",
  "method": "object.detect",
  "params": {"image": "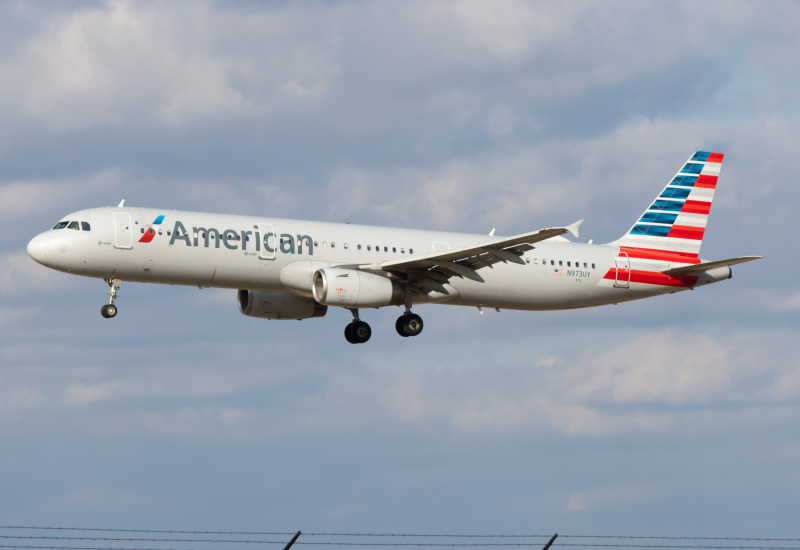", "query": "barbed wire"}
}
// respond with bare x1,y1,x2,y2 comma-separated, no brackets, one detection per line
1,527,799,550
1,529,798,542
